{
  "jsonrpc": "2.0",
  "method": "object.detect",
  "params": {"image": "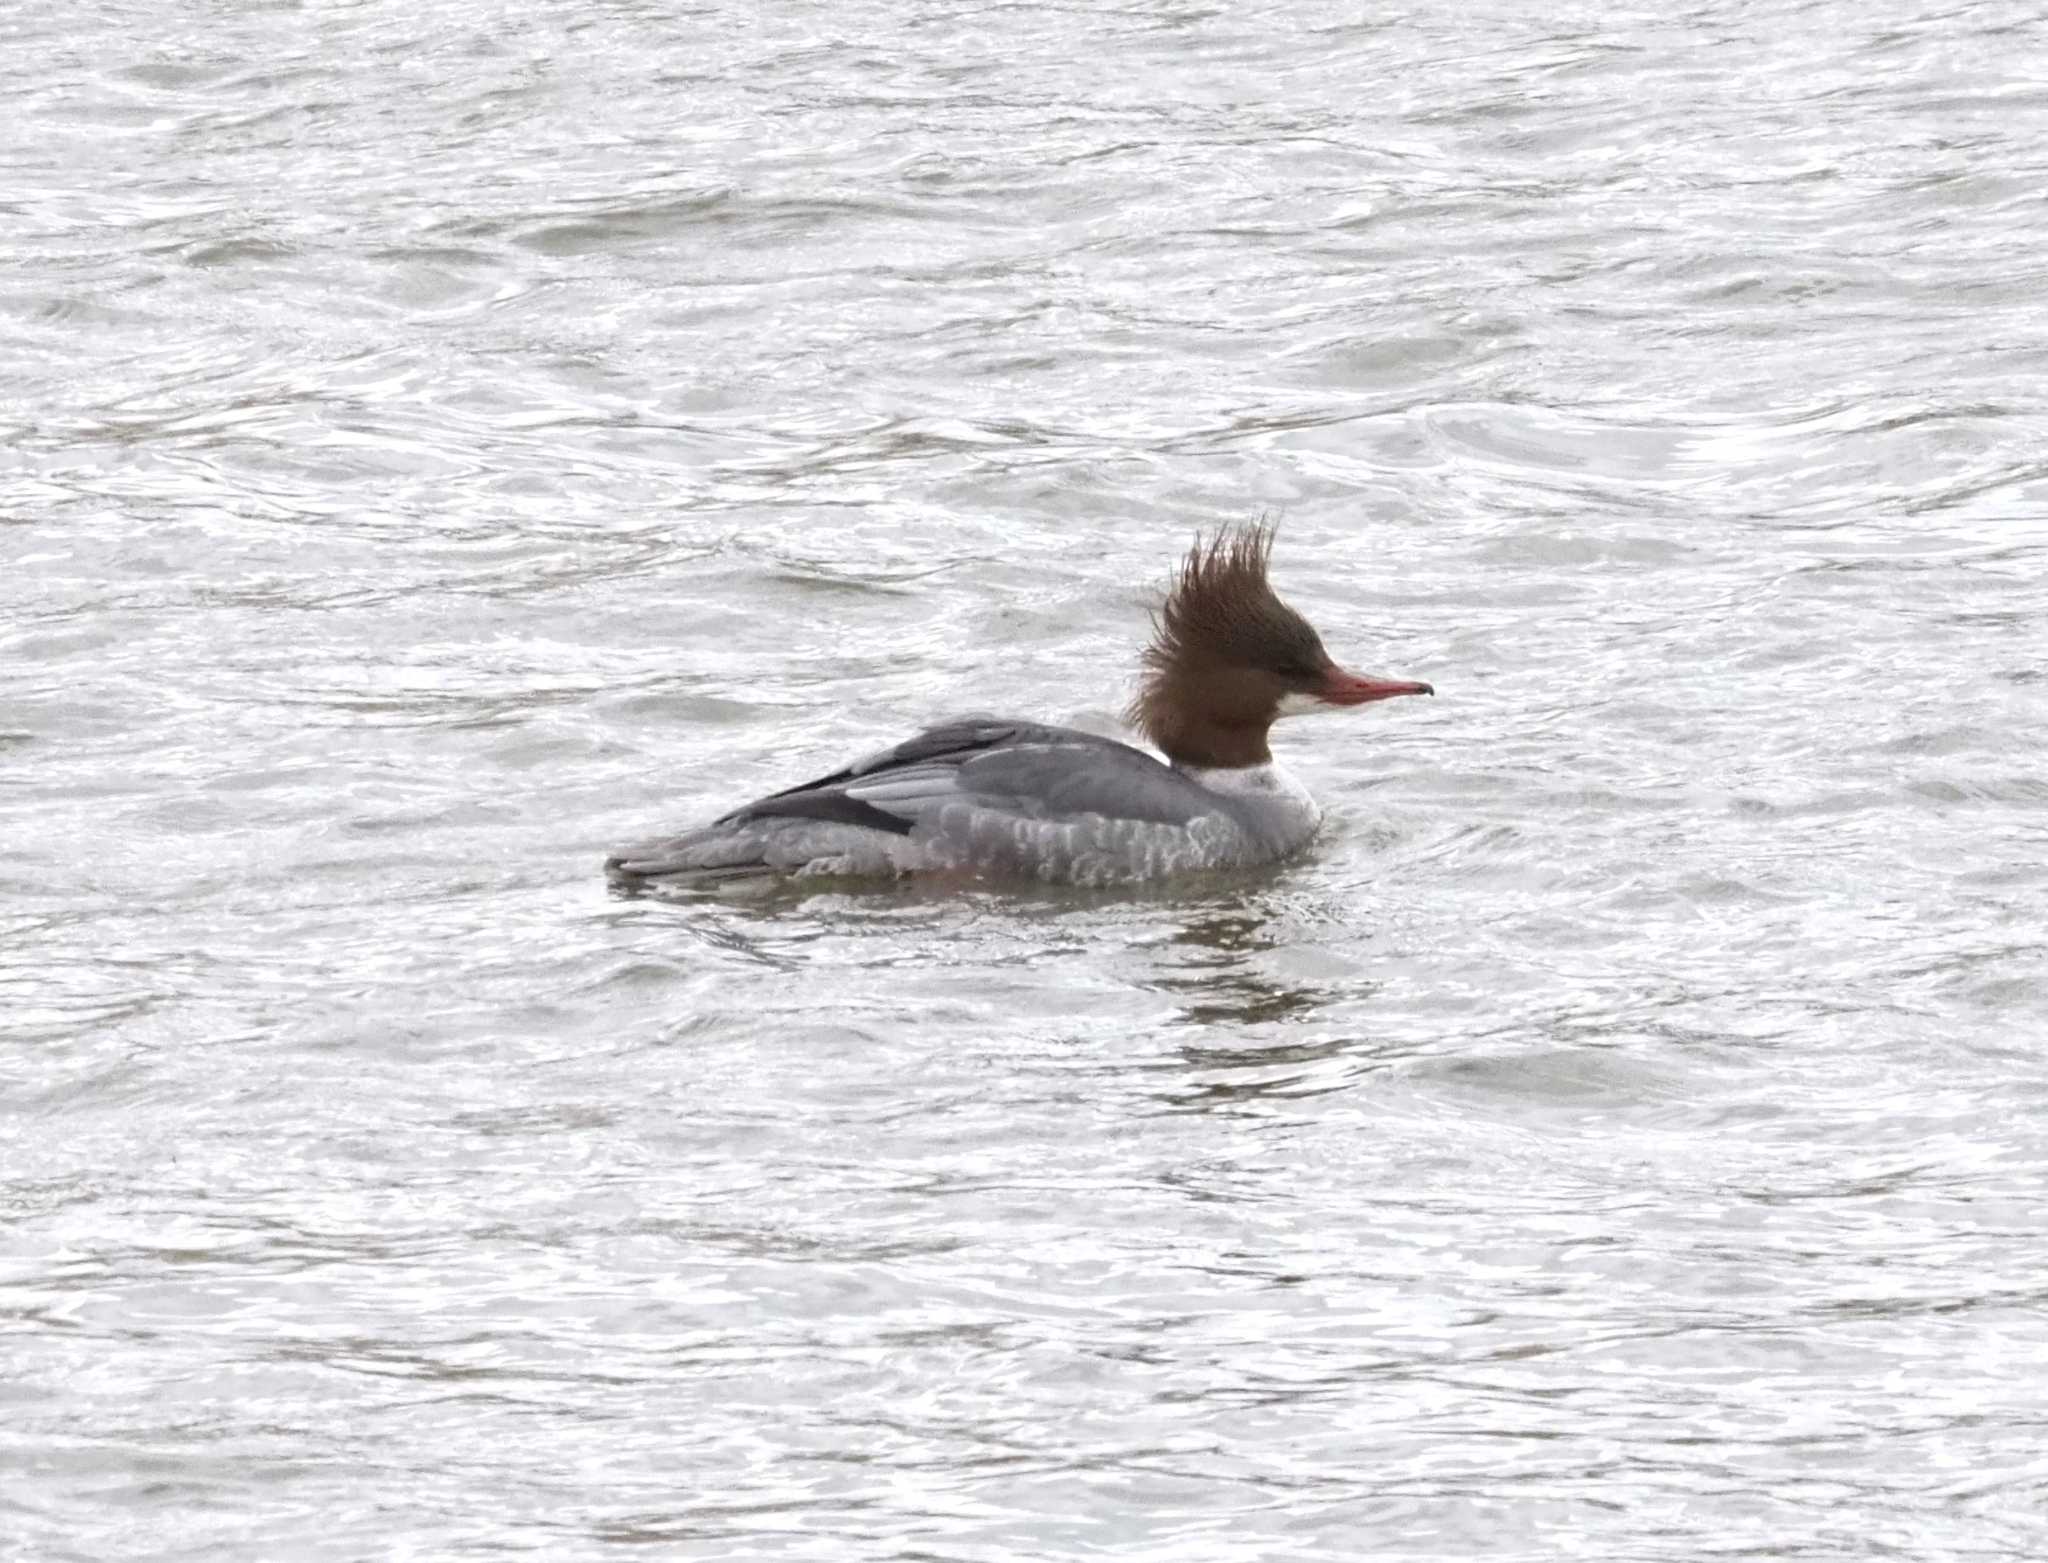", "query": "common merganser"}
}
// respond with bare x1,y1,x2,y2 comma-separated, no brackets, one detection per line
605,524,1432,889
